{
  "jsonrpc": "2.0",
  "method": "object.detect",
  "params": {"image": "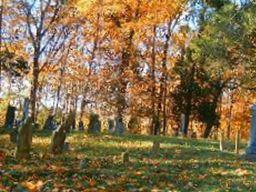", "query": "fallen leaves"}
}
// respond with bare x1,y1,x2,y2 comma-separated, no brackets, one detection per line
234,168,249,176
0,132,255,191
21,180,44,192
0,150,5,165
